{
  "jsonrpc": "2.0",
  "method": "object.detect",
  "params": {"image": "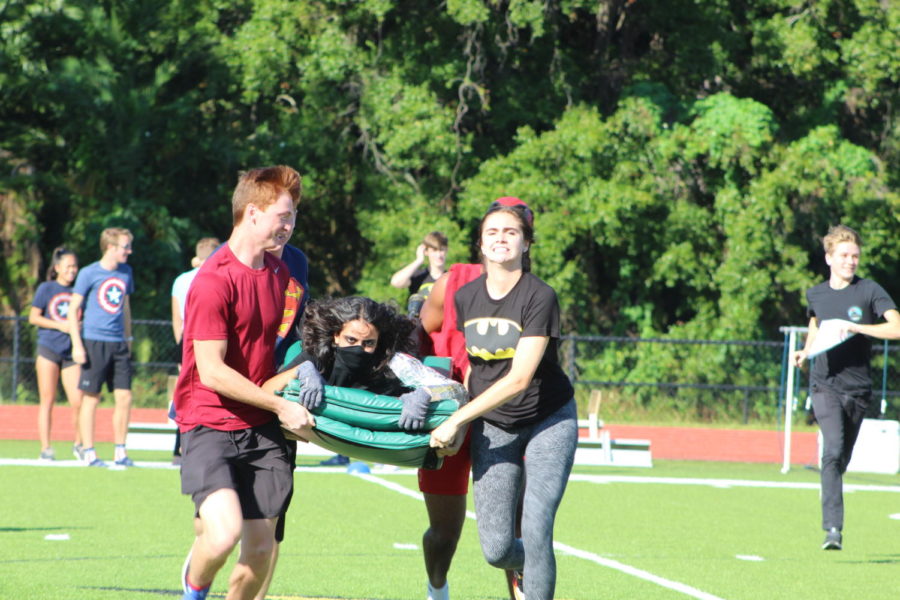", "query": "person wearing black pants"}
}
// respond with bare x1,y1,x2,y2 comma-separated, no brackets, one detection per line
792,225,900,550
